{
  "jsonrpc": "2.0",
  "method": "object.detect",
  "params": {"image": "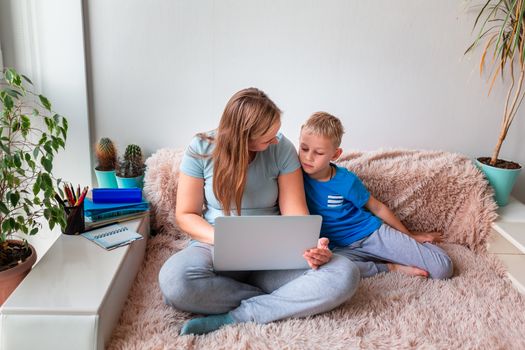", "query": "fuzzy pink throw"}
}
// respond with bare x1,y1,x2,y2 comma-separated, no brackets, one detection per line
106,149,525,350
